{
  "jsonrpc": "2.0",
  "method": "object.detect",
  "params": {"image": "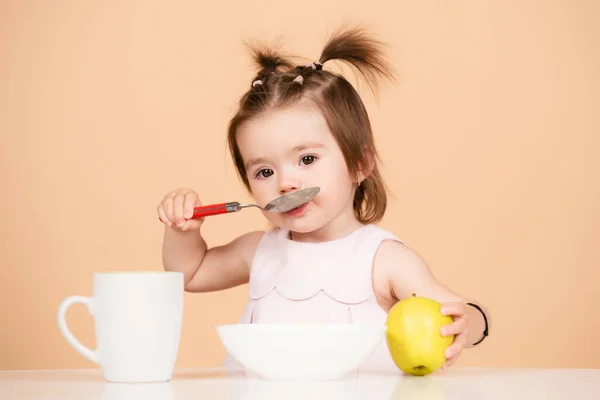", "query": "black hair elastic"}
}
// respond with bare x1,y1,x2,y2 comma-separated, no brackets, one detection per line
306,62,323,71
467,302,489,345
